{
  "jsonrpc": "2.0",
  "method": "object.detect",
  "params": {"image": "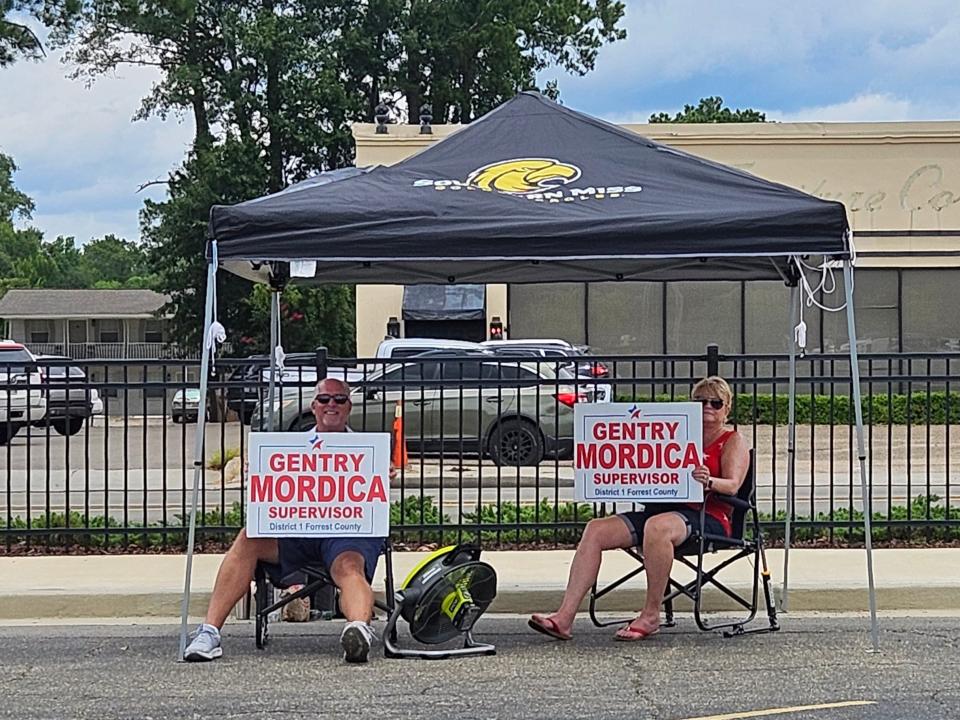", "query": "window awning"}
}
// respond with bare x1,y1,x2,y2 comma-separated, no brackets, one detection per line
402,284,486,321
